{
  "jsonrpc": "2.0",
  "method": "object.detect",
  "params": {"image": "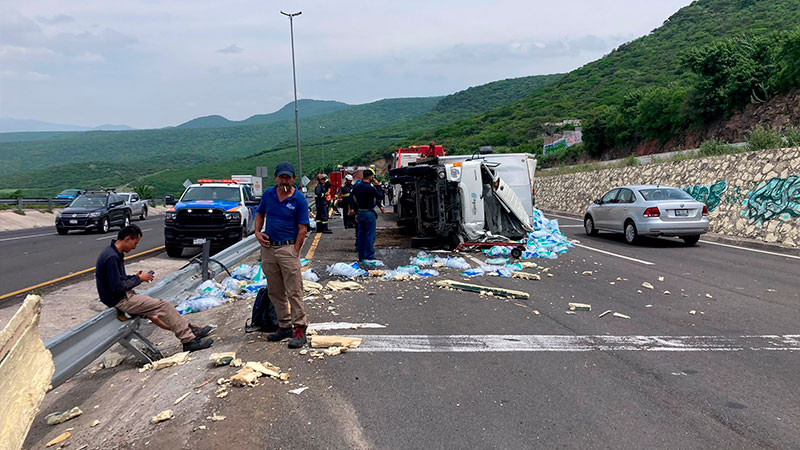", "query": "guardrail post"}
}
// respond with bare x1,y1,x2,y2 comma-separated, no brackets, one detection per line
17,198,23,213
201,240,211,281
119,326,164,364
48,198,53,210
